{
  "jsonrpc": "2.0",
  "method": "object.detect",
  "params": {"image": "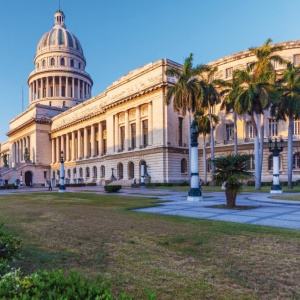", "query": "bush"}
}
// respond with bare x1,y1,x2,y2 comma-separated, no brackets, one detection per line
87,183,97,186
0,224,21,276
104,185,122,193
